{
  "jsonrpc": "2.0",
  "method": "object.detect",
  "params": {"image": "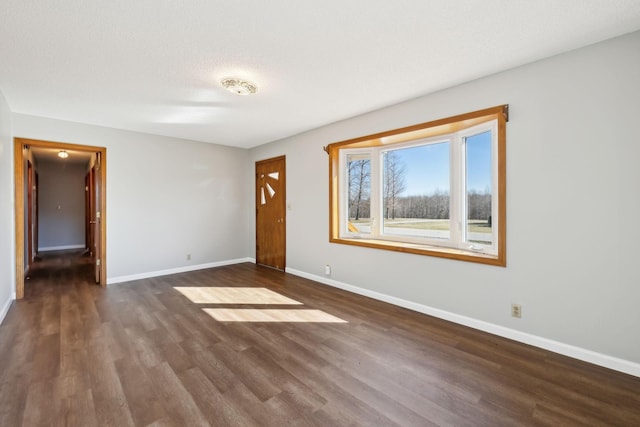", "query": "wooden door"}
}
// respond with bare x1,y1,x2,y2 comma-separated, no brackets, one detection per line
256,156,286,270
86,170,96,259
35,173,39,259
92,154,102,284
27,161,34,269
85,173,90,250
